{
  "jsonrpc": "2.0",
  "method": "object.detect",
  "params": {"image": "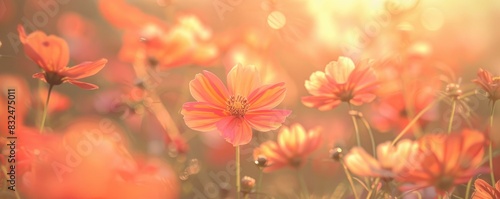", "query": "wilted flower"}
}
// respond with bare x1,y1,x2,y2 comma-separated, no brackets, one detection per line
344,139,418,179
473,68,500,102
302,56,378,111
253,123,321,172
181,64,291,146
472,179,500,199
18,25,107,90
397,129,487,195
